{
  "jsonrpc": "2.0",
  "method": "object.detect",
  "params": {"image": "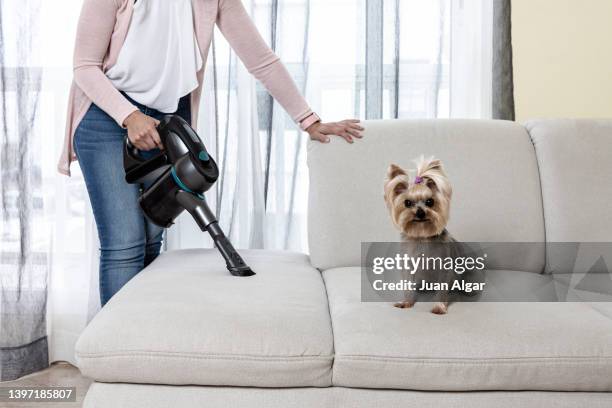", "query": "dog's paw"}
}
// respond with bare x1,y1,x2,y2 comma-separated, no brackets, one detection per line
394,301,415,309
431,303,448,315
